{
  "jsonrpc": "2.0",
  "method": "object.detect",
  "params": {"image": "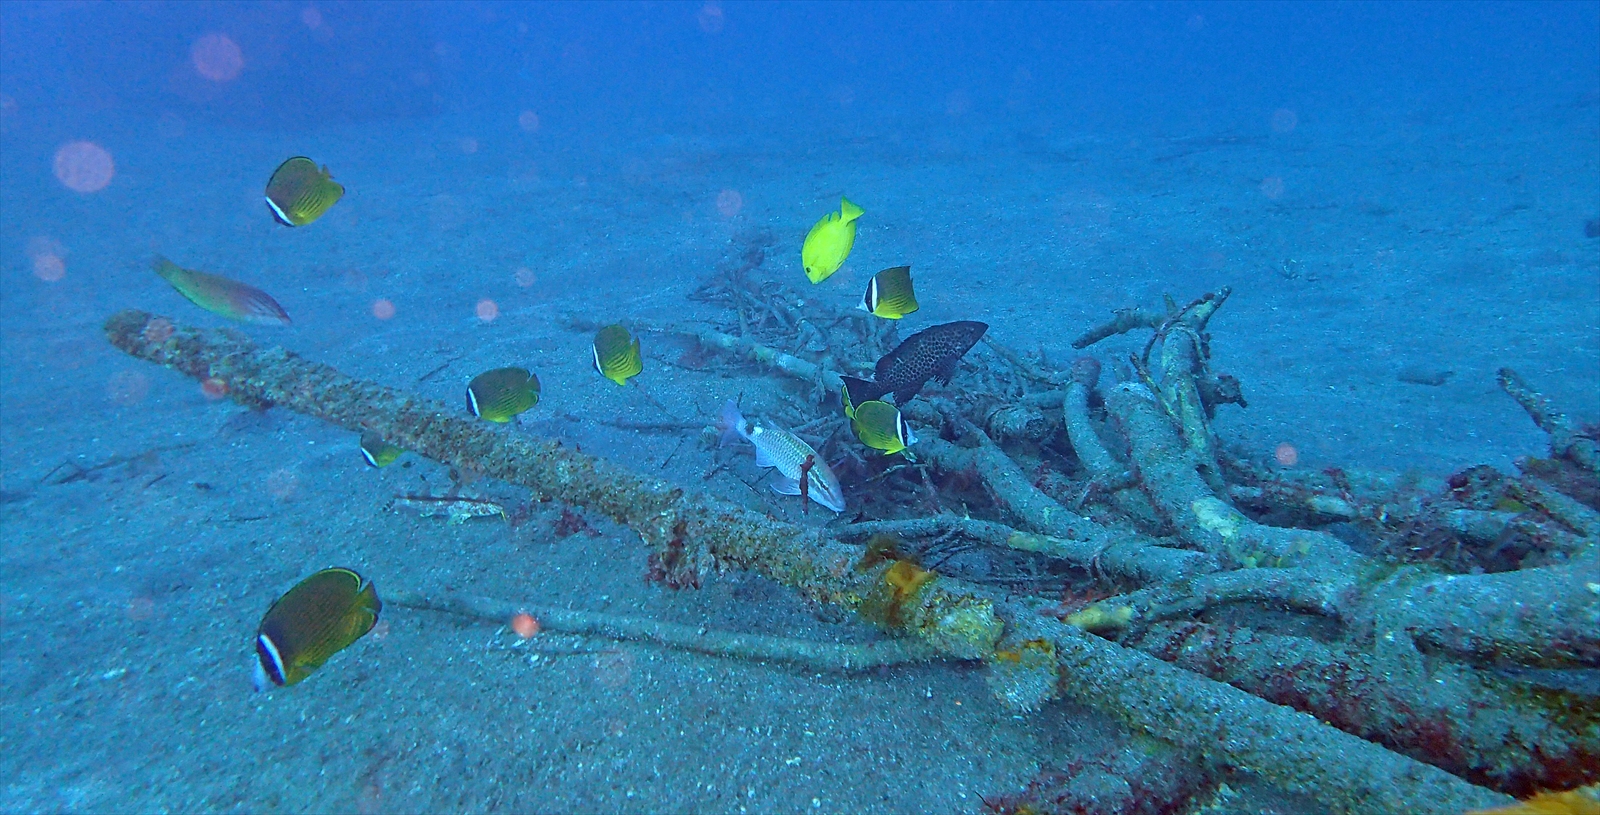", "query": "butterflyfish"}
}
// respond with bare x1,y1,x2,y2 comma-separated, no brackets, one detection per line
151,255,291,325
265,157,344,227
851,400,918,455
592,324,643,386
718,400,845,512
253,567,381,690
801,196,864,284
359,432,405,468
858,265,919,319
839,320,988,406
467,367,540,423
